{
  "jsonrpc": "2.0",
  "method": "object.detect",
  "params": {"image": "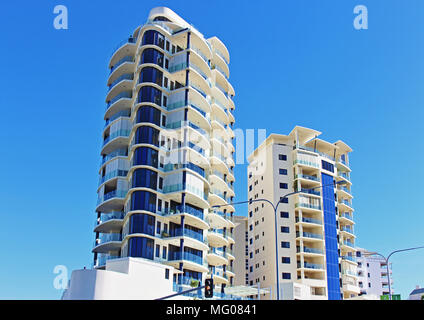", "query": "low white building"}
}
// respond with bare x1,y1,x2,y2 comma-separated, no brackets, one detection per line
356,248,394,298
62,257,187,300
408,286,424,300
